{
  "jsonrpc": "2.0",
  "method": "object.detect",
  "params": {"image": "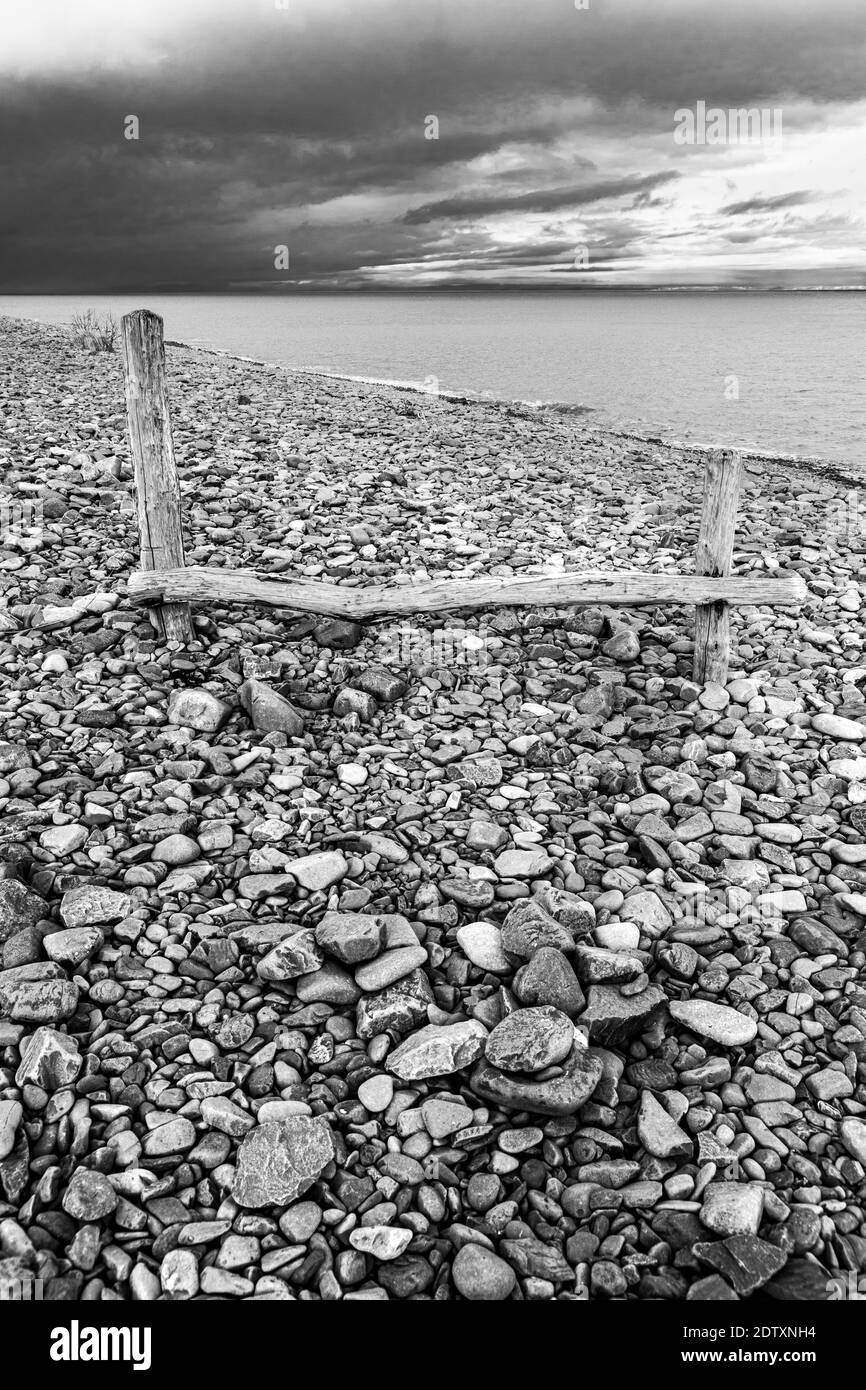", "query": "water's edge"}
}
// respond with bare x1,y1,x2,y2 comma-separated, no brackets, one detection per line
163,334,865,491
2,311,861,491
